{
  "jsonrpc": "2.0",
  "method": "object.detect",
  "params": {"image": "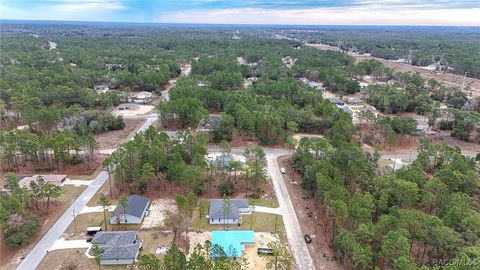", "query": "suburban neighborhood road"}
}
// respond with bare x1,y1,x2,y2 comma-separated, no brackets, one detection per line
16,117,157,270
16,170,109,270
266,154,316,270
